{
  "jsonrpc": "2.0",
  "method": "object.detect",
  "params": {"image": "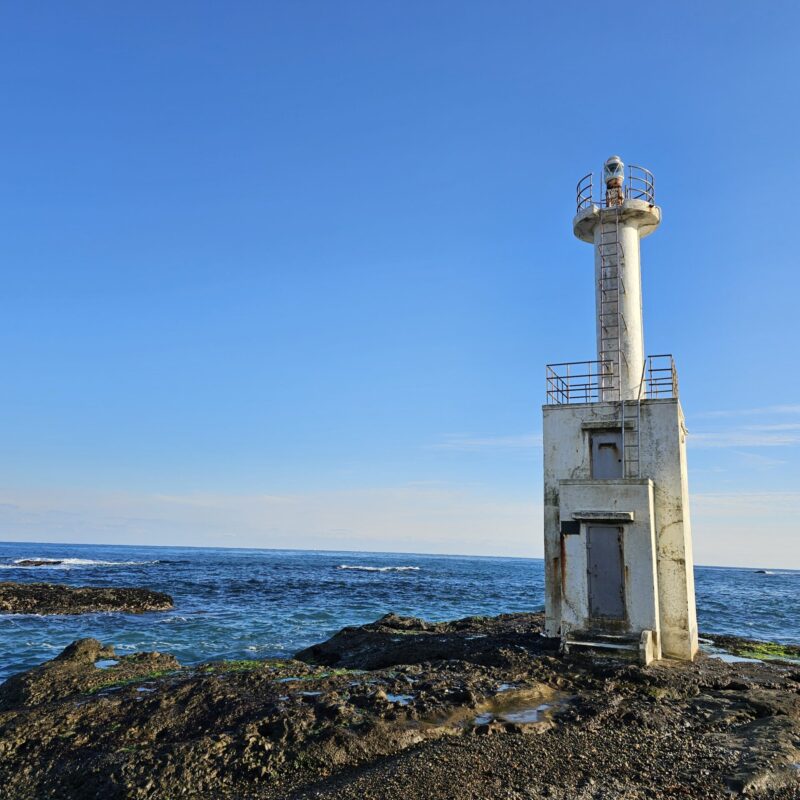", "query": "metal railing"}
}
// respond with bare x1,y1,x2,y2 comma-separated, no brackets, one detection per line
576,165,656,213
576,174,595,213
639,354,679,400
545,354,679,404
545,360,614,404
